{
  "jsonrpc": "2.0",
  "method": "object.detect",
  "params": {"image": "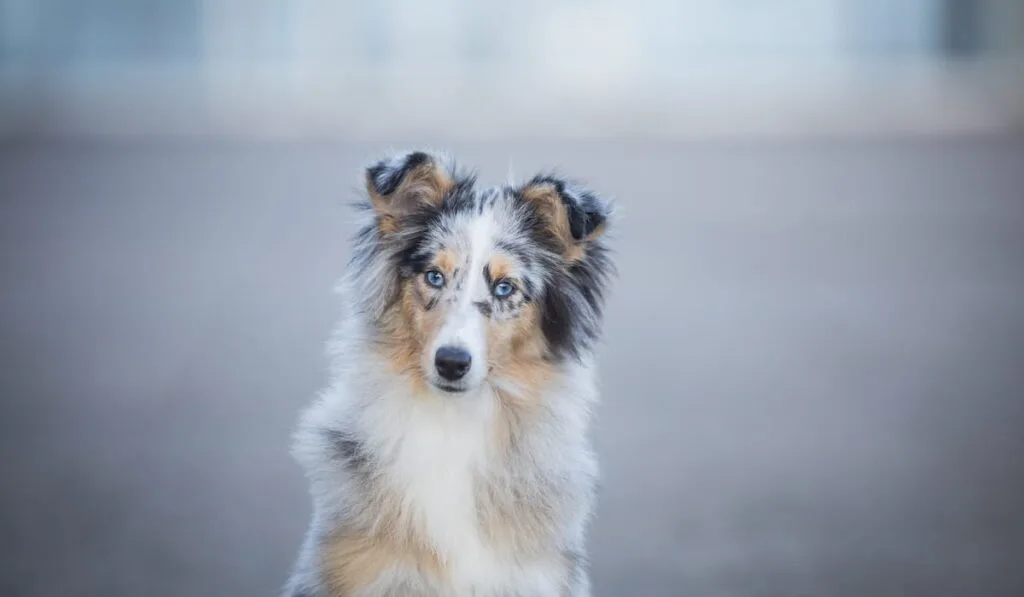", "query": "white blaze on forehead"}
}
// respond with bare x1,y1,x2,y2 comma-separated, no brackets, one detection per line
466,210,497,292
453,211,496,313
432,210,498,380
